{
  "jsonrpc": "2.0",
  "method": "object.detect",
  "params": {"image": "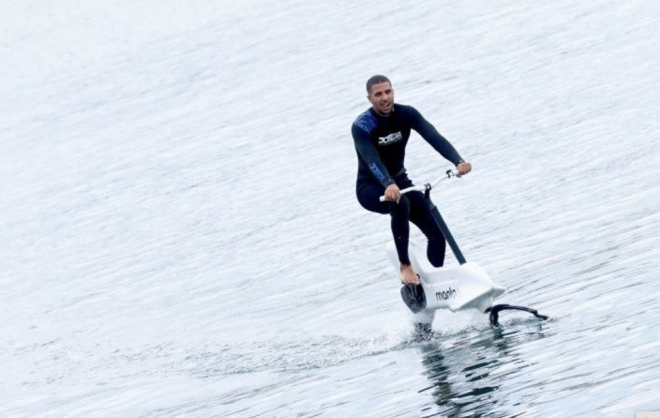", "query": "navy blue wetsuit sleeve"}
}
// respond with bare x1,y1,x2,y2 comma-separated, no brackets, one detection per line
351,124,395,187
408,107,464,166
